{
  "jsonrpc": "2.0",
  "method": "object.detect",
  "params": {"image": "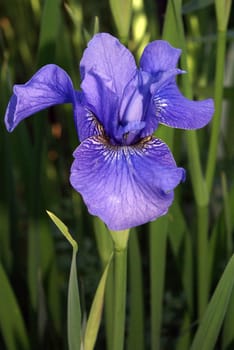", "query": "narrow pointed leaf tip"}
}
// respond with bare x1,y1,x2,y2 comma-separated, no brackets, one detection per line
46,210,78,250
